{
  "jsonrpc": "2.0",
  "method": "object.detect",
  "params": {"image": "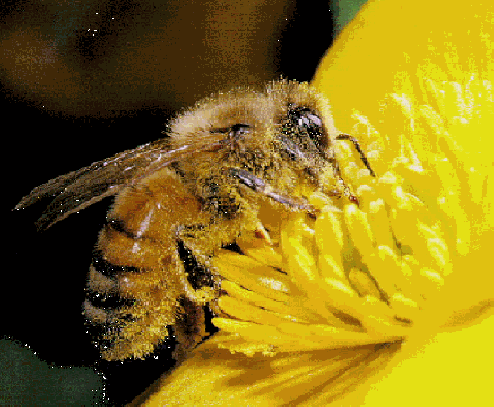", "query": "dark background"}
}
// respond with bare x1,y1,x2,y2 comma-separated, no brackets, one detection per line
2,1,366,404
